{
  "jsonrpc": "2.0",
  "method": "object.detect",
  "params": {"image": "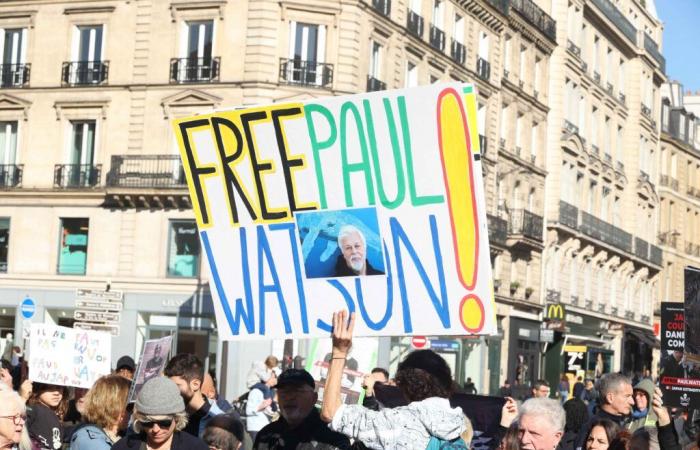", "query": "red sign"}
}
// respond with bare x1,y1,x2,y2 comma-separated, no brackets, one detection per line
411,336,428,349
